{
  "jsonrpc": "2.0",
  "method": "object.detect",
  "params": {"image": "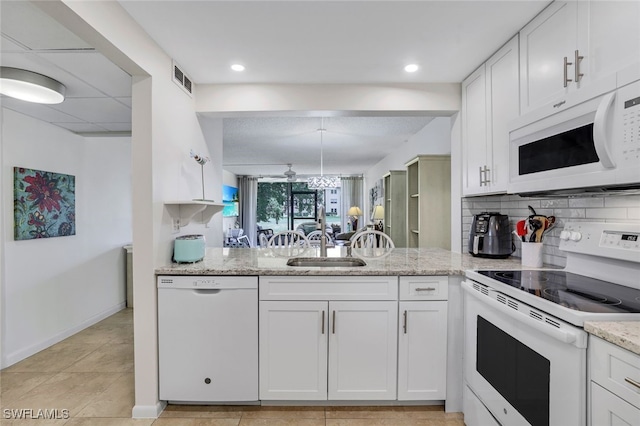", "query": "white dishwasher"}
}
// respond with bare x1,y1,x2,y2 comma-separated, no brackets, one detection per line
158,275,258,402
